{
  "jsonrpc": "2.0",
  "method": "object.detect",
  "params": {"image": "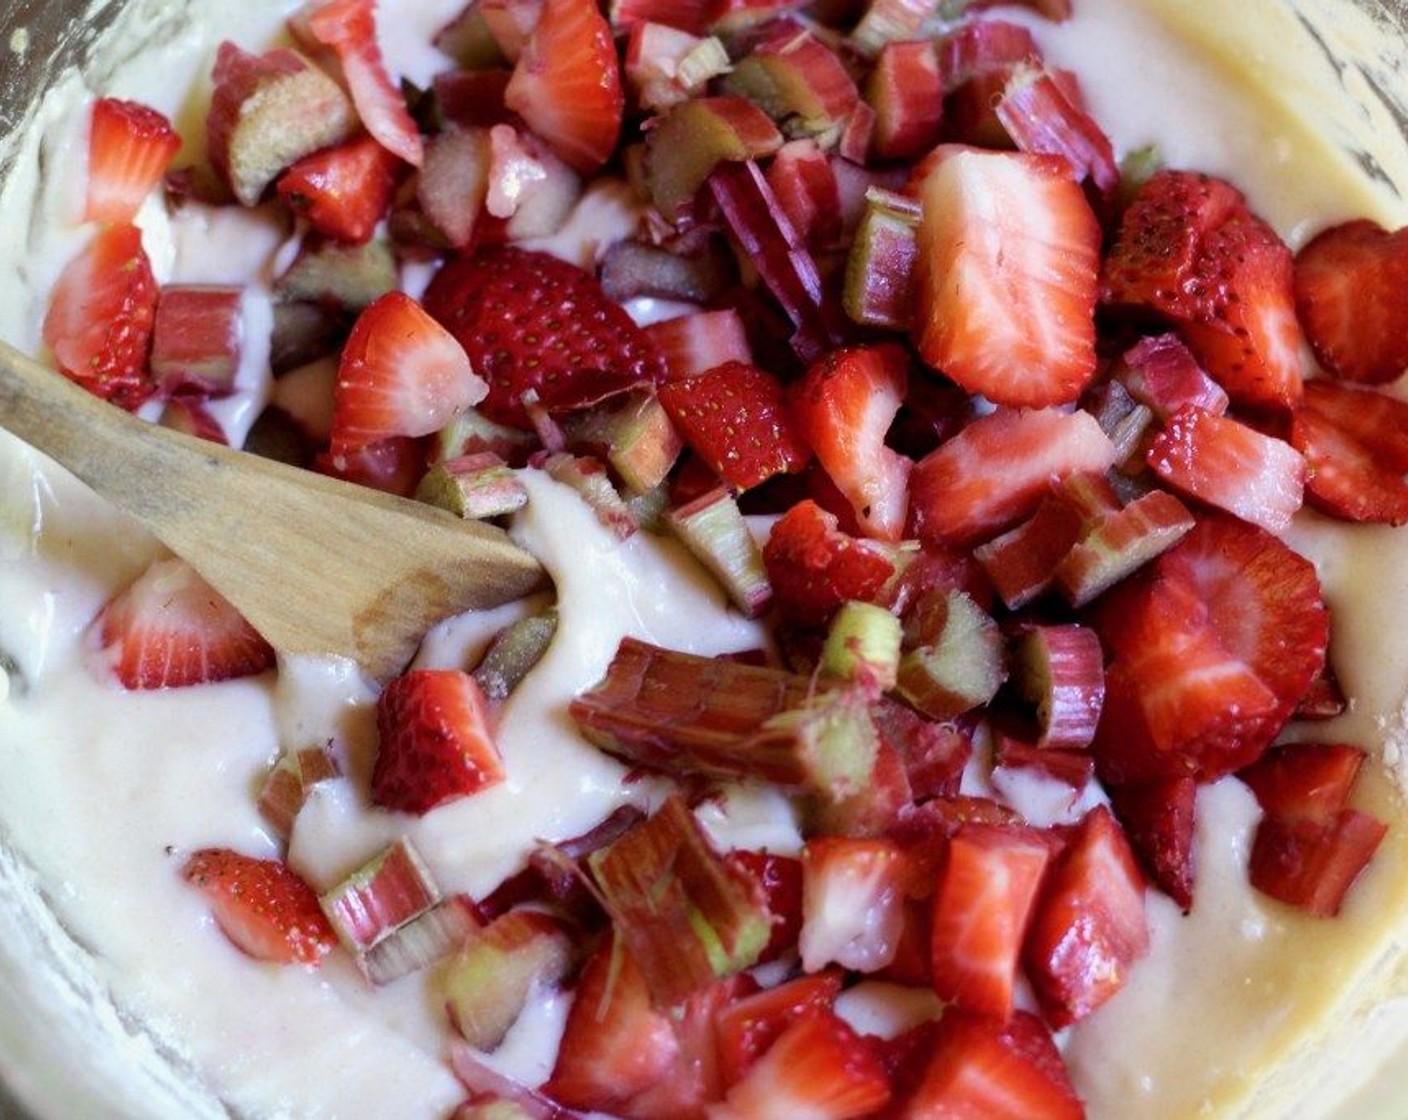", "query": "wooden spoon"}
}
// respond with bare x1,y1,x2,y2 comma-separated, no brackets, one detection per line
0,339,546,681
